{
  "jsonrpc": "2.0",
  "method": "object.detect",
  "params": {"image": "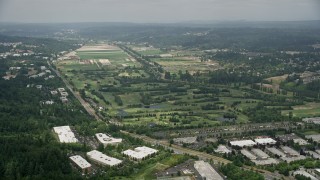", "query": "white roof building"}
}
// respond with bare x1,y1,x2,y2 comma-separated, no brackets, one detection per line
251,149,270,159
194,161,223,180
230,140,256,147
281,146,300,156
293,138,309,146
293,170,317,180
95,133,122,147
254,138,277,145
266,147,286,157
214,145,232,154
306,134,320,143
123,146,158,160
58,88,66,92
69,155,91,171
240,149,257,160
53,126,78,143
87,150,122,167
60,92,69,97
